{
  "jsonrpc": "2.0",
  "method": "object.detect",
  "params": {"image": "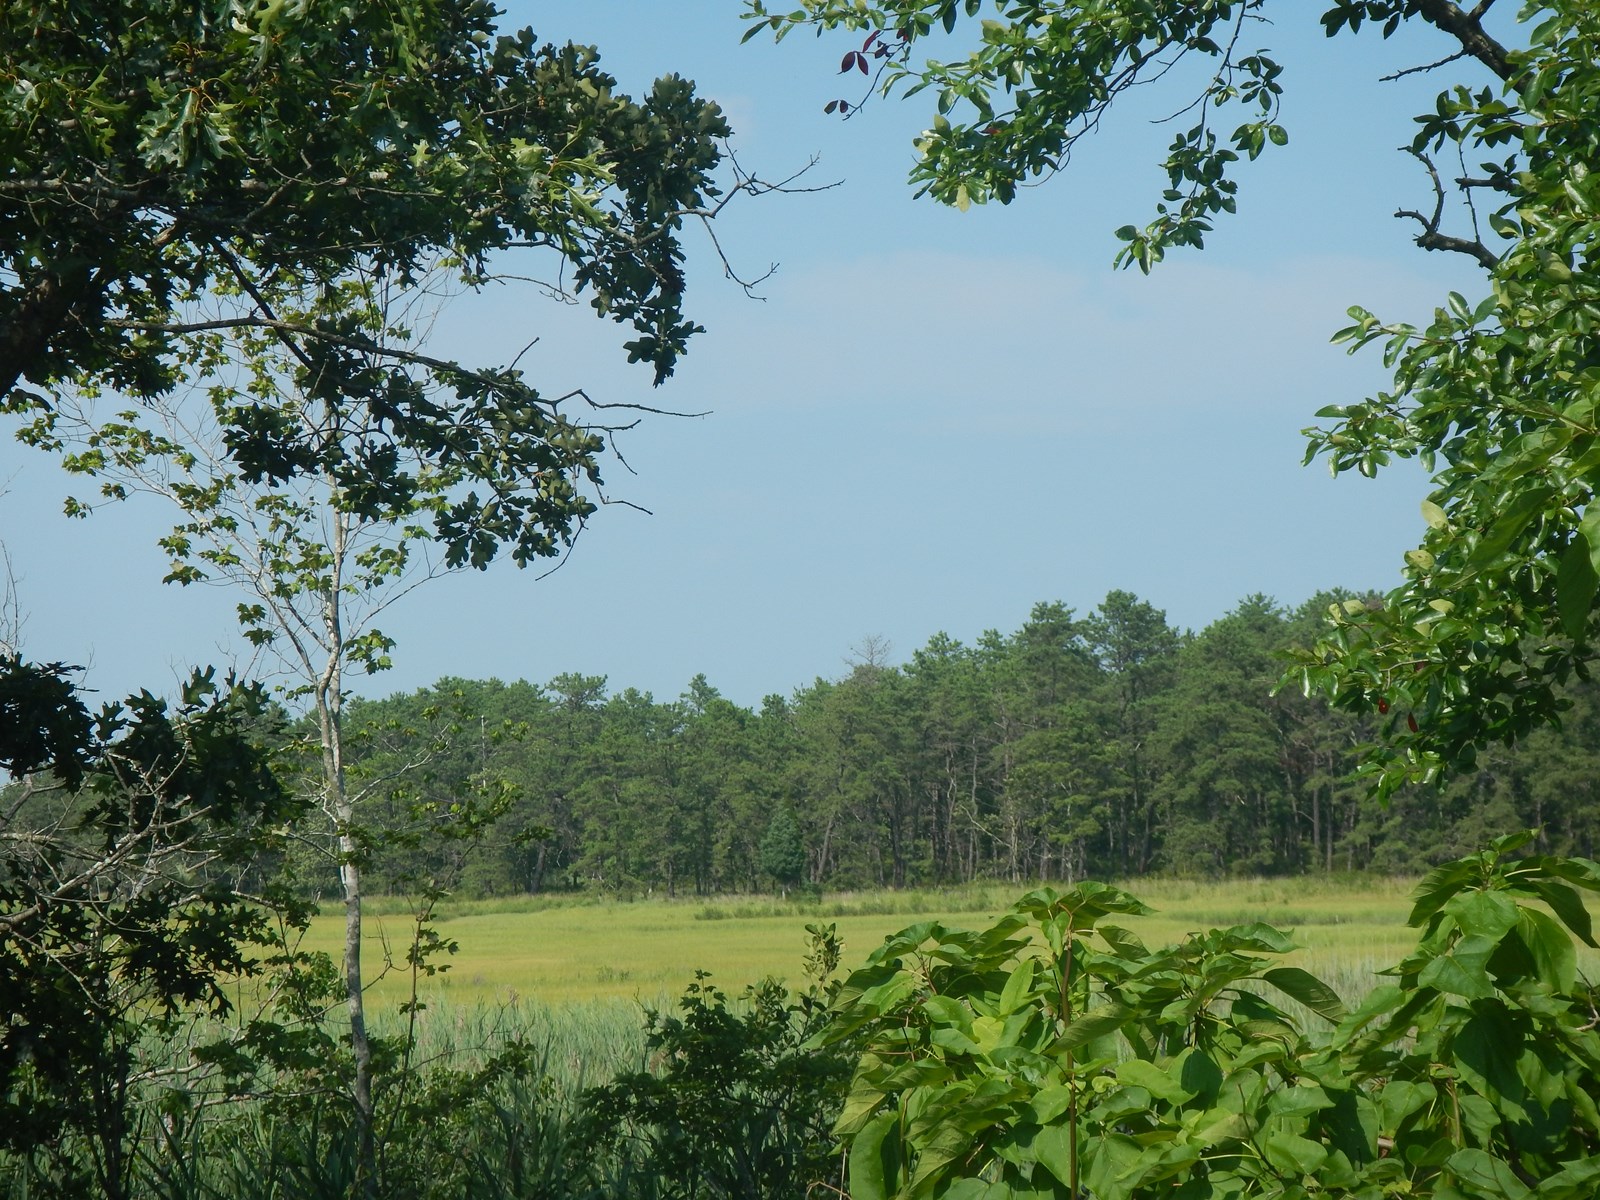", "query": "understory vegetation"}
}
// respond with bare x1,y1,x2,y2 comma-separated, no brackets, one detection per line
3,839,1598,1199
